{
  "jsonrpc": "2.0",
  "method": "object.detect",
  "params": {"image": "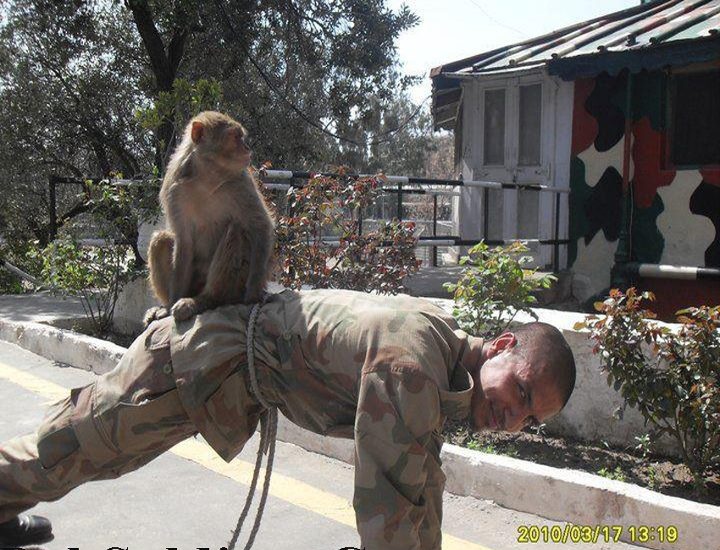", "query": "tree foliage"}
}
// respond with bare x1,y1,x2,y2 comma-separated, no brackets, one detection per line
0,0,443,264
